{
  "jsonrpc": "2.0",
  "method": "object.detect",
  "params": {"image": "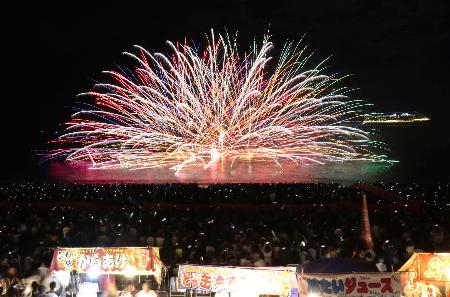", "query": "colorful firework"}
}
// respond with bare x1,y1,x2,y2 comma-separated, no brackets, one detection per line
48,30,393,174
